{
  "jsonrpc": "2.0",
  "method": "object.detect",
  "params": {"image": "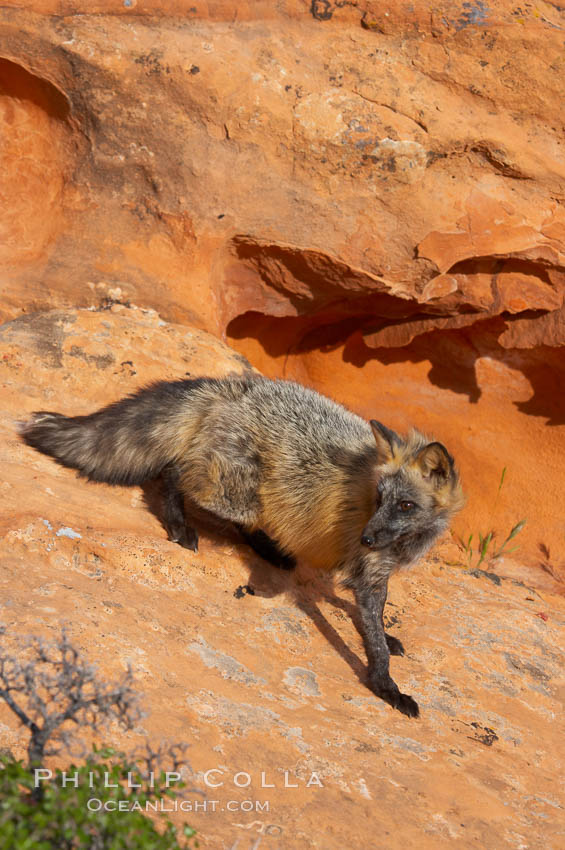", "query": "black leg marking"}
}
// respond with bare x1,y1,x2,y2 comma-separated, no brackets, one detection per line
386,634,405,656
161,463,199,552
353,577,418,717
239,528,296,570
